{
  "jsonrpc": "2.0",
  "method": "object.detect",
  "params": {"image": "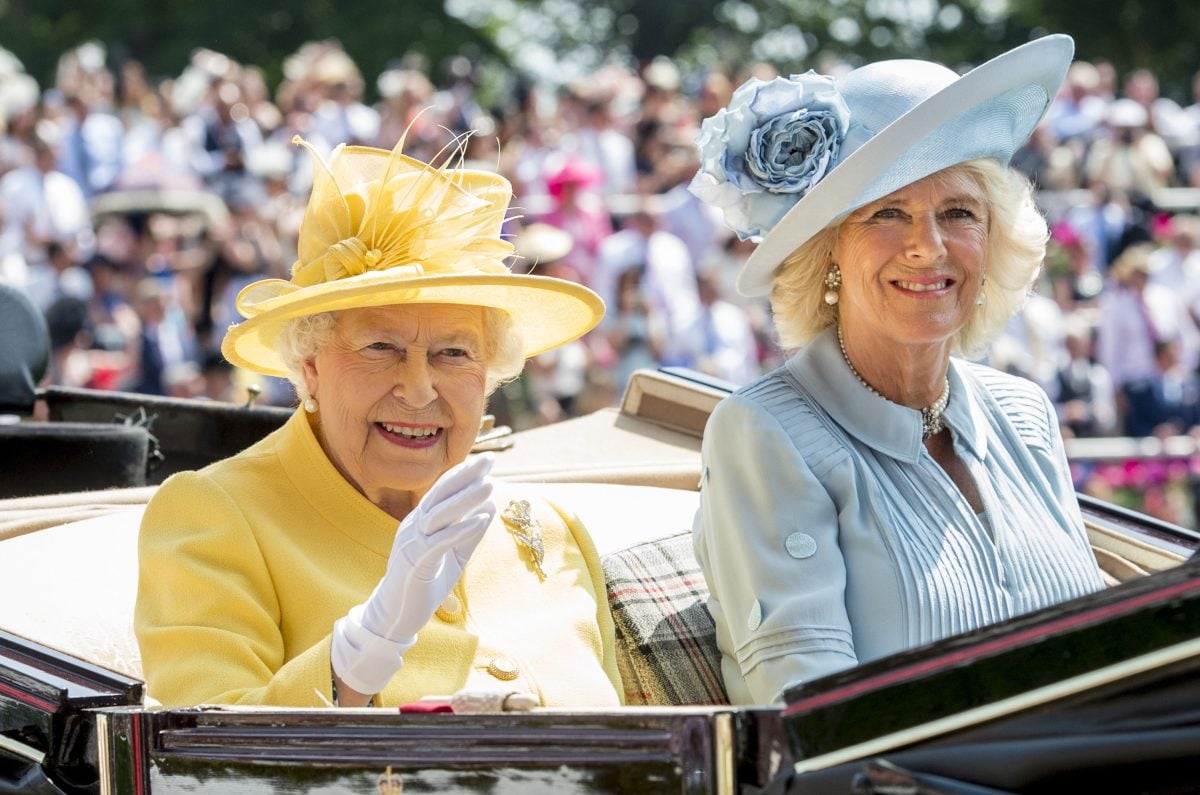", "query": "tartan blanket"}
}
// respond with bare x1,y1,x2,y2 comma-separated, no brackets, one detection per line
602,531,729,706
